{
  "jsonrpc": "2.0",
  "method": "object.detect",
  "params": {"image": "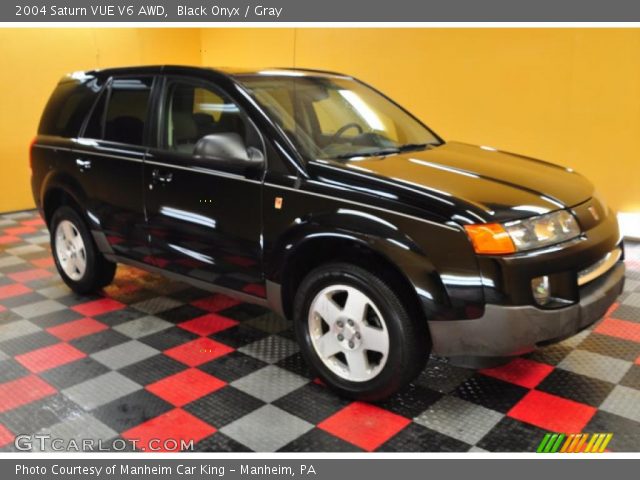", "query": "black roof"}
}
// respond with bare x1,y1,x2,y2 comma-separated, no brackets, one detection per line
75,65,352,80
